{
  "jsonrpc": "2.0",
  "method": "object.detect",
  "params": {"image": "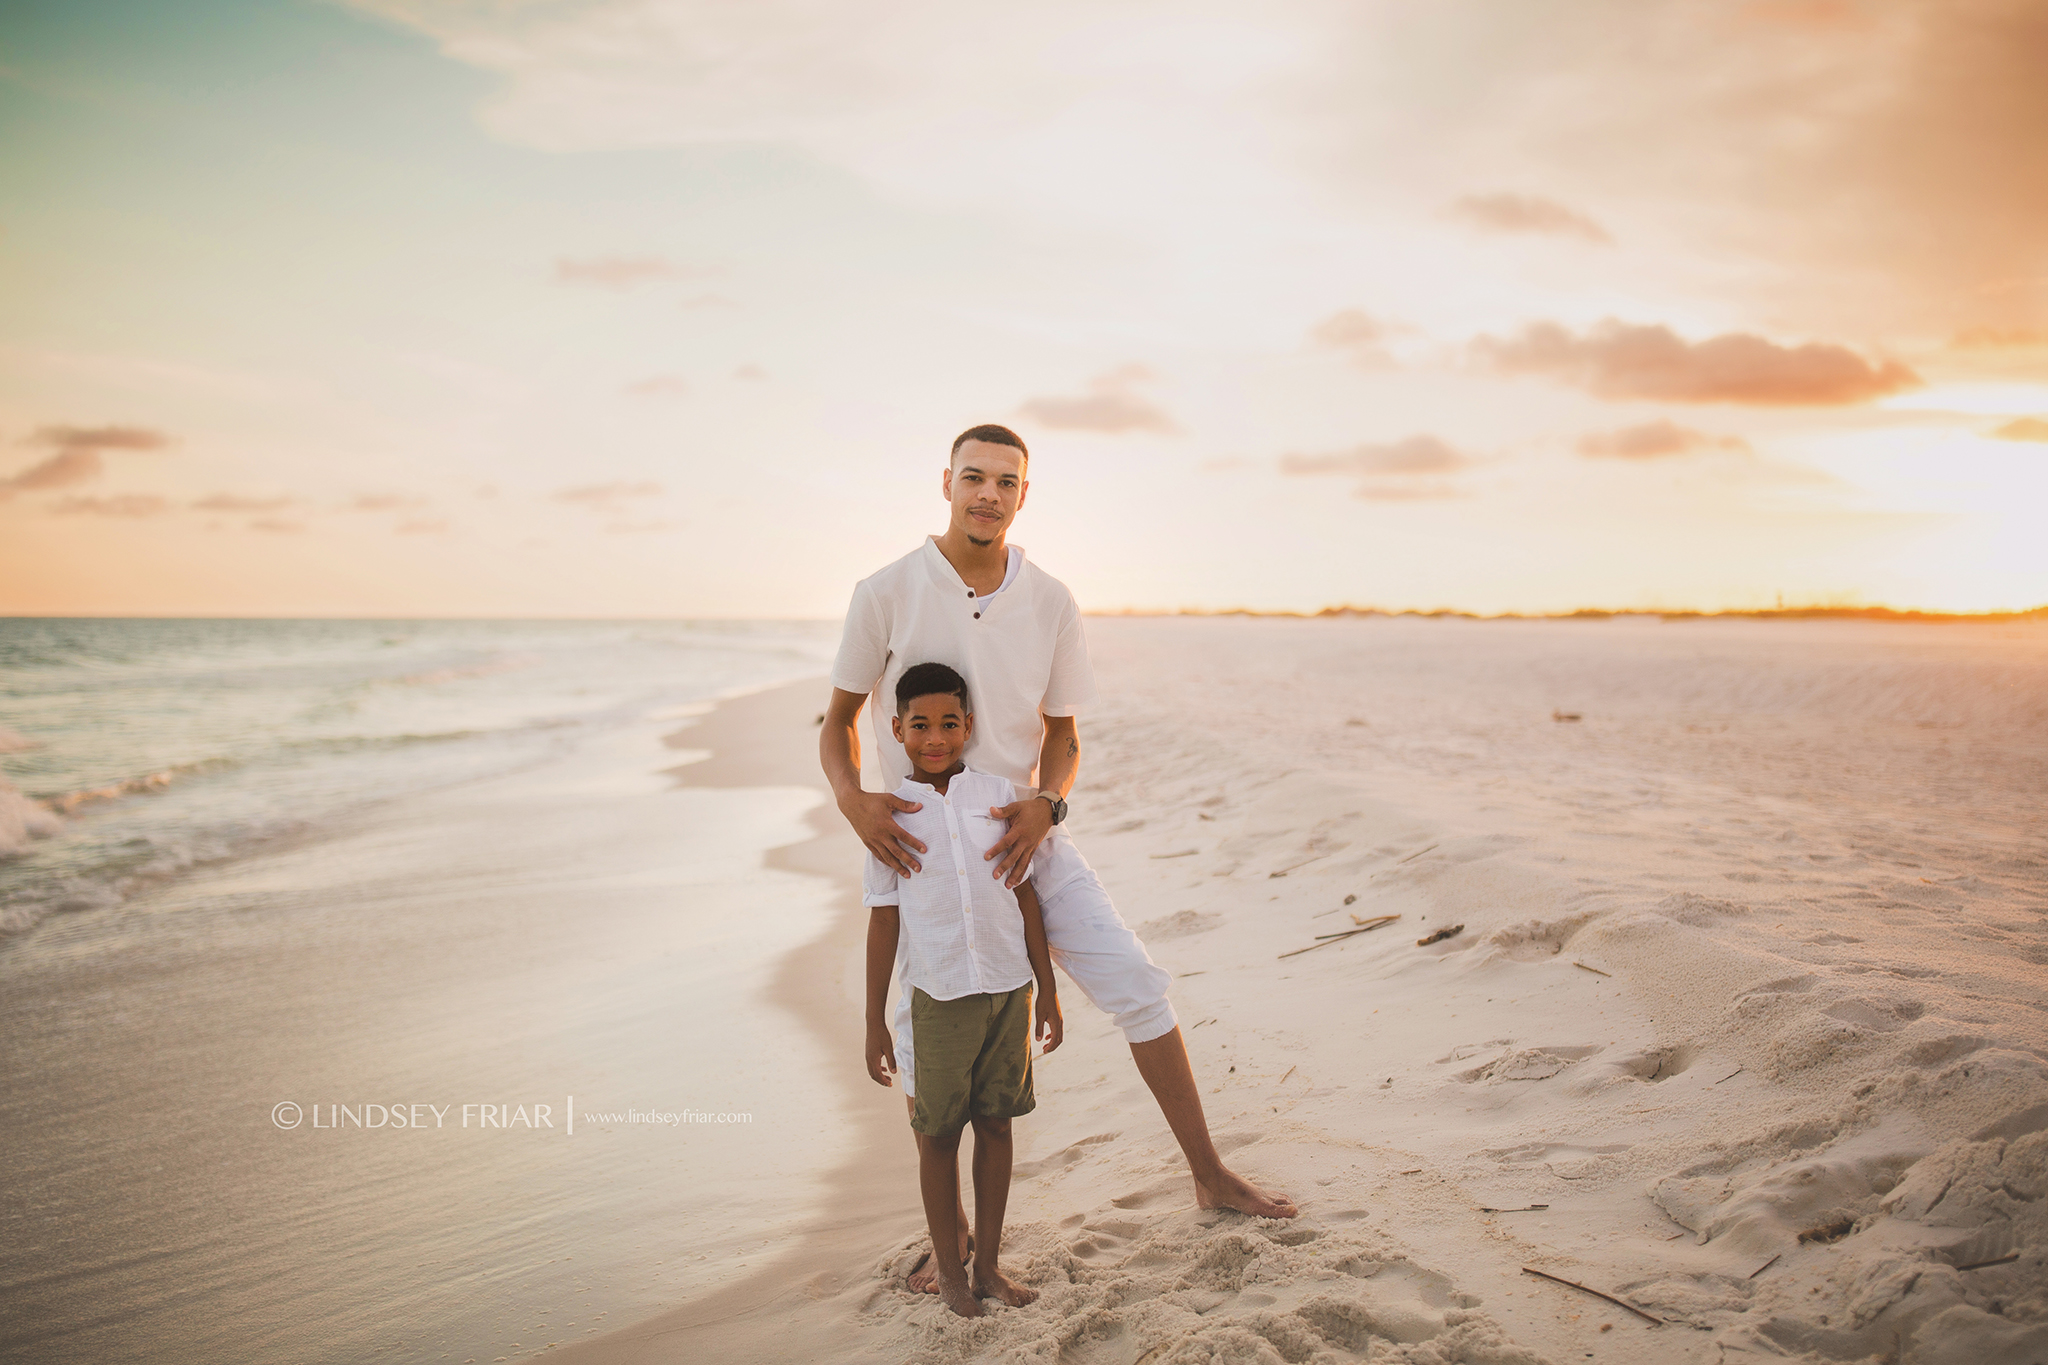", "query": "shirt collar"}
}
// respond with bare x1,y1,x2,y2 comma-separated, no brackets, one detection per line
921,536,1026,595
899,764,983,796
